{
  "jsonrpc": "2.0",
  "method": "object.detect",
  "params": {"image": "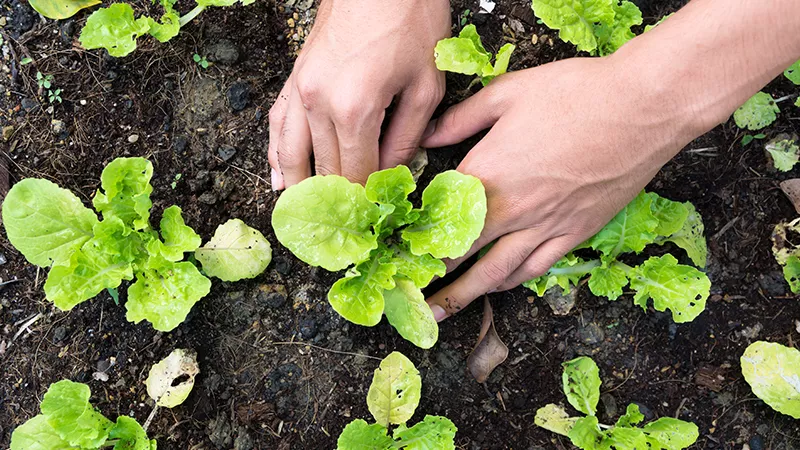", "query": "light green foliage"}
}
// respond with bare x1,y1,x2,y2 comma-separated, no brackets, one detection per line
2,178,98,267
338,352,457,450
785,60,800,85
28,0,100,20
525,191,710,322
532,0,642,56
535,357,699,449
643,12,673,32
741,341,800,418
367,352,422,427
10,381,156,450
193,53,210,69
2,157,268,331
796,98,800,108
734,92,780,131
434,25,516,85
765,137,800,172
771,218,800,293
146,349,199,408
148,0,180,43
273,168,486,348
195,219,272,281
562,357,601,416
